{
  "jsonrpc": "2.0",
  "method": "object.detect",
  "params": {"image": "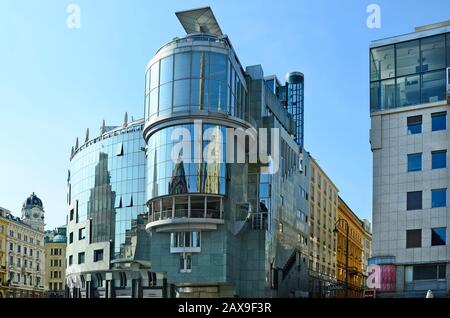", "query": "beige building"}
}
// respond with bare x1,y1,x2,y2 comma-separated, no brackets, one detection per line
361,219,372,282
3,193,47,298
44,226,67,297
0,208,9,297
308,157,339,297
